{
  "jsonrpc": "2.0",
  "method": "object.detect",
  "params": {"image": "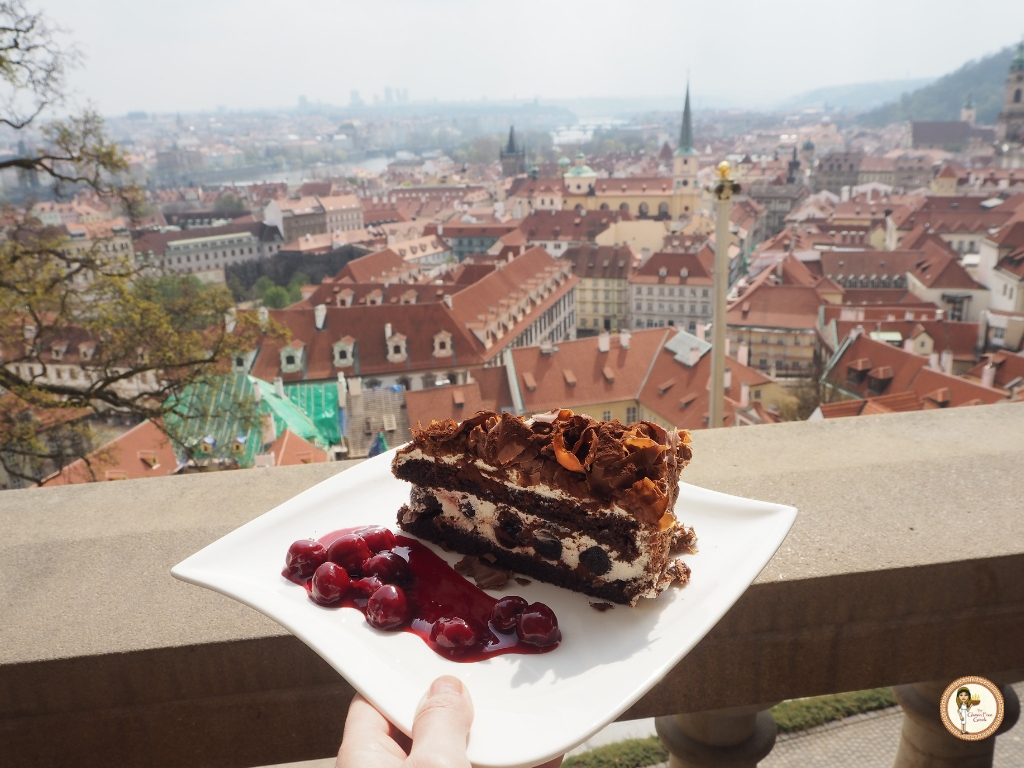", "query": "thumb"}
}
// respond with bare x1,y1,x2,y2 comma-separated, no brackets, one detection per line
409,676,474,767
